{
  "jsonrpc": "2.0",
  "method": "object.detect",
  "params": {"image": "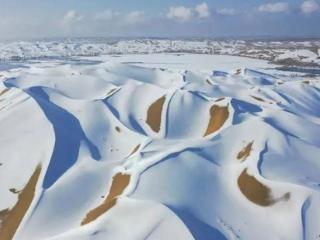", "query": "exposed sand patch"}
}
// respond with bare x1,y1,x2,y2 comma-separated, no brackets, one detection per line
0,209,9,229
129,144,140,157
238,169,290,207
0,88,10,97
0,165,41,240
206,79,213,85
146,96,166,133
9,189,20,194
106,88,118,97
215,97,225,102
303,80,310,85
251,96,265,102
81,173,130,225
203,105,229,137
237,142,254,161
115,126,121,133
